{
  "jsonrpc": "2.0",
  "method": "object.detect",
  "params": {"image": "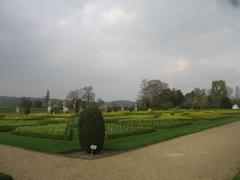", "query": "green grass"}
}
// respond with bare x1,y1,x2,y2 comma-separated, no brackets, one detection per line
0,107,47,114
233,175,240,180
233,171,240,180
0,128,79,153
0,115,239,153
104,116,240,150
